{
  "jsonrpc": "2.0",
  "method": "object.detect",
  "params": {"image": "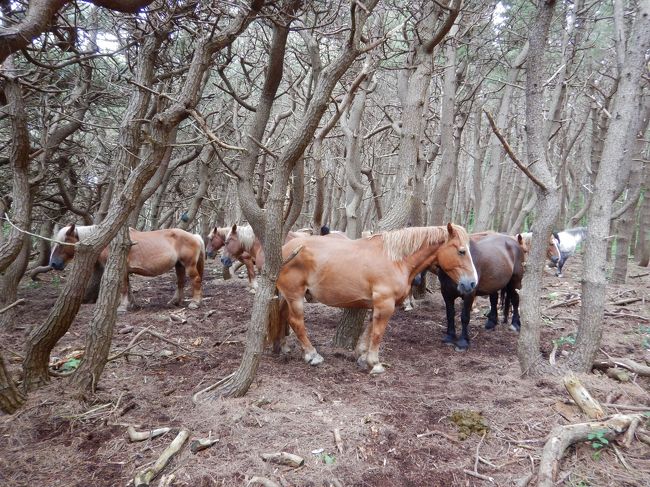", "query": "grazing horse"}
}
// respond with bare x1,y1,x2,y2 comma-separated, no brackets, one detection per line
50,224,205,310
220,224,330,274
551,227,587,277
206,227,257,292
518,232,561,264
270,224,478,374
438,232,527,351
